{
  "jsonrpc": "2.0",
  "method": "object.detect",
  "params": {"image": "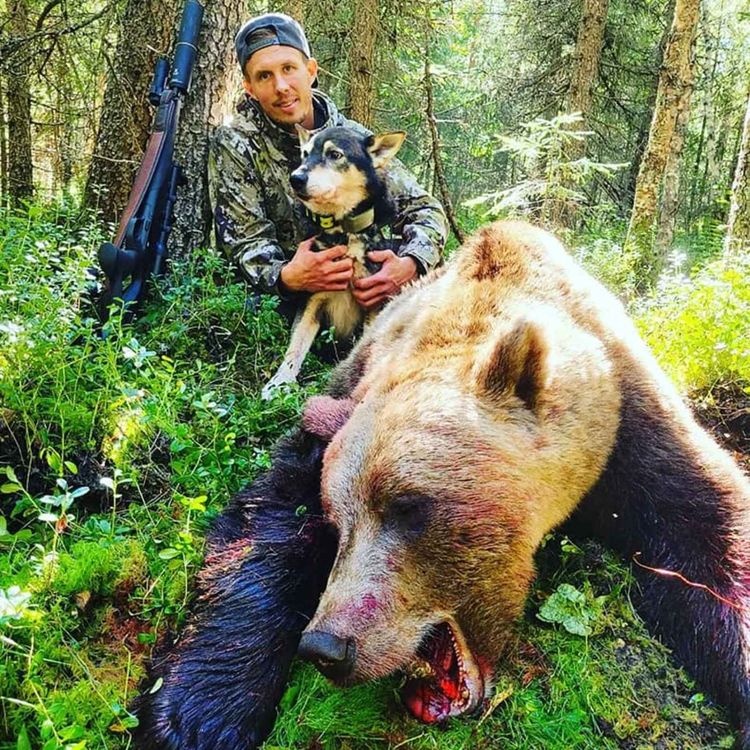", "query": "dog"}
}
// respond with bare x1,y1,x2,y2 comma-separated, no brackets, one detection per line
260,125,405,400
